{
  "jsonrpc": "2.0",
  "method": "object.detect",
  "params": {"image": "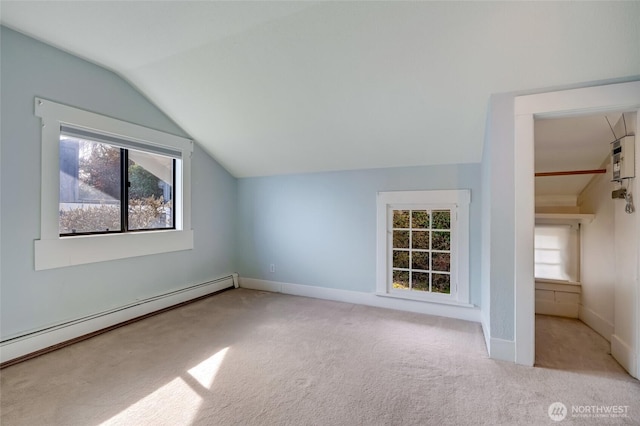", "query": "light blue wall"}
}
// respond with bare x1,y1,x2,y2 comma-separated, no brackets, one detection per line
480,100,492,337
482,94,516,342
238,164,482,306
0,27,238,338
